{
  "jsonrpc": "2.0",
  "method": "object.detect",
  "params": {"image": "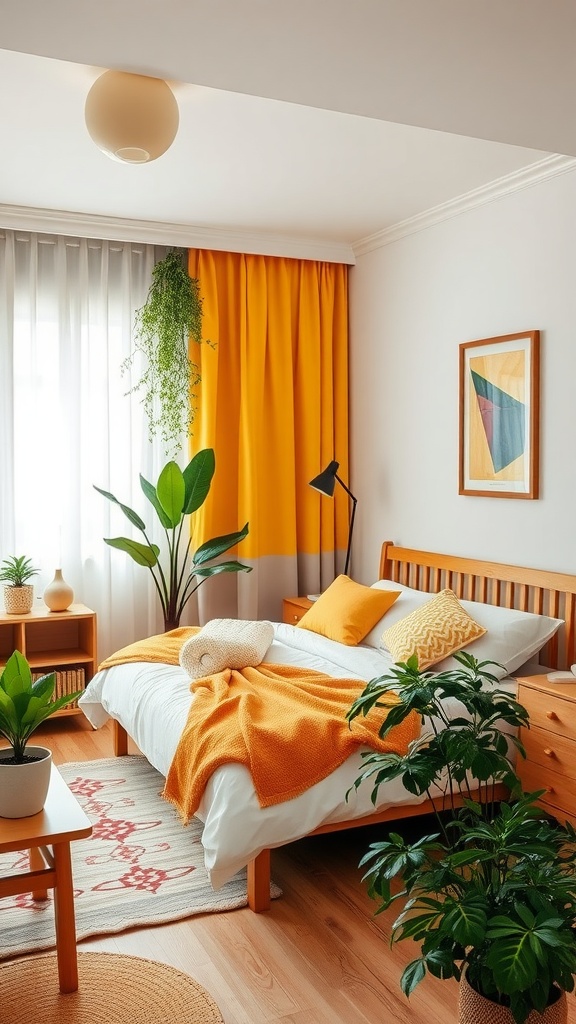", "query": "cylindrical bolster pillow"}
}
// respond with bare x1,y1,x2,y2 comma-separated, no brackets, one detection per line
179,618,275,680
